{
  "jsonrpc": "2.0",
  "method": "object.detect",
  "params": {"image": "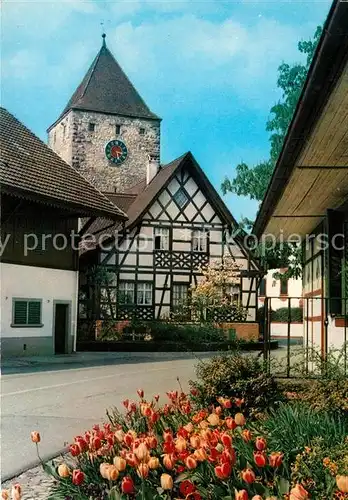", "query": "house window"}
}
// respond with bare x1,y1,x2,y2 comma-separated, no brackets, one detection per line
280,277,288,296
115,124,121,135
137,283,153,305
173,284,189,309
192,230,207,252
139,128,145,135
119,282,135,305
259,278,266,296
88,122,95,132
12,299,42,326
225,284,240,303
154,227,169,250
173,188,189,208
